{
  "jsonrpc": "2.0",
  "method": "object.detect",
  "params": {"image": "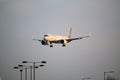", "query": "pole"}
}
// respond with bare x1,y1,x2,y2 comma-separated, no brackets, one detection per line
33,62,35,80
20,69,23,80
104,71,114,80
25,68,27,80
30,66,32,80
104,72,106,80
